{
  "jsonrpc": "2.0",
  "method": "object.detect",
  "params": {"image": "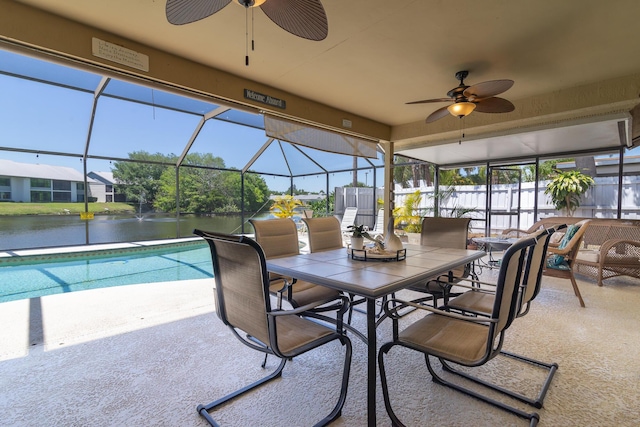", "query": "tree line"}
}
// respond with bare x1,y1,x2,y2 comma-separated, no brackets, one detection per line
111,151,270,214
